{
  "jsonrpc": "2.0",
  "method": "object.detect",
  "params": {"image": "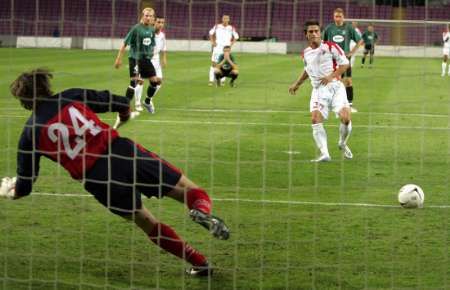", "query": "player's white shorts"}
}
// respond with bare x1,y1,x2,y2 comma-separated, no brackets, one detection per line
310,81,349,120
443,46,450,56
211,45,224,62
151,59,163,78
